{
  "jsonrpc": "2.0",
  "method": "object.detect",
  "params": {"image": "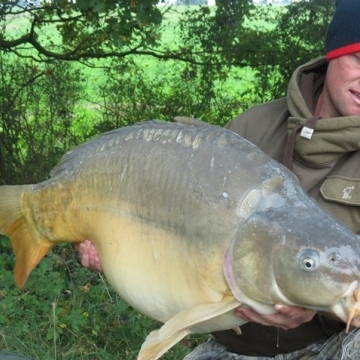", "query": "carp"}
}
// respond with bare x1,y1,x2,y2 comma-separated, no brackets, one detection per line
1,119,360,359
